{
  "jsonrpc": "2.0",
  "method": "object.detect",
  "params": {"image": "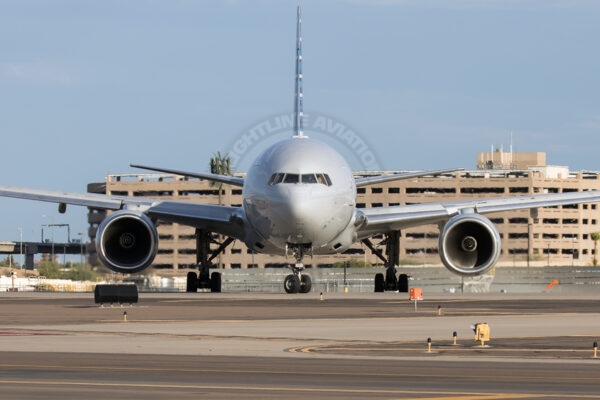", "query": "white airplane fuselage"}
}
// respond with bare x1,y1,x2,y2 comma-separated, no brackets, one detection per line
242,136,358,257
